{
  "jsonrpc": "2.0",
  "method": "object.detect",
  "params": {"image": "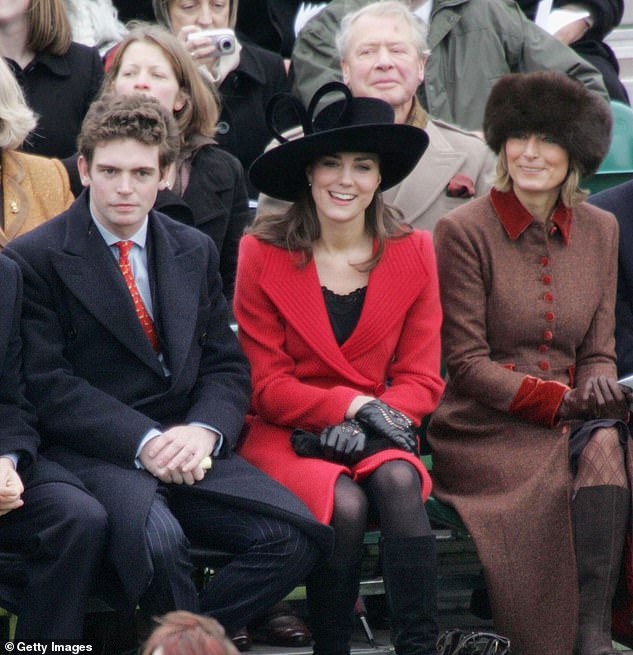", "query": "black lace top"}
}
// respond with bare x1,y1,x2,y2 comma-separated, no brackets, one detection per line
322,286,367,346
